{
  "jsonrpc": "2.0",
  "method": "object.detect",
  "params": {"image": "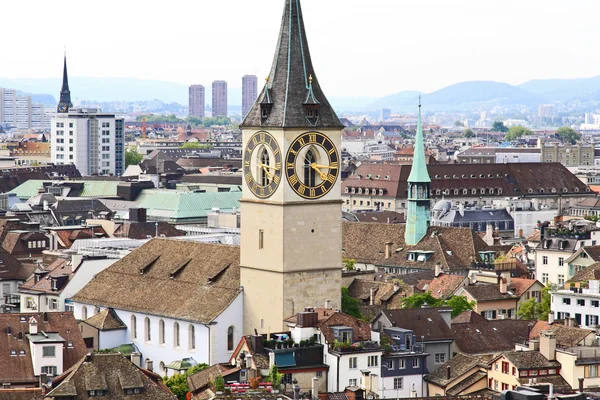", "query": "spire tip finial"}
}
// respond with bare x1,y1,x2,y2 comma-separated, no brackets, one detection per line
418,95,421,108
309,74,313,85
